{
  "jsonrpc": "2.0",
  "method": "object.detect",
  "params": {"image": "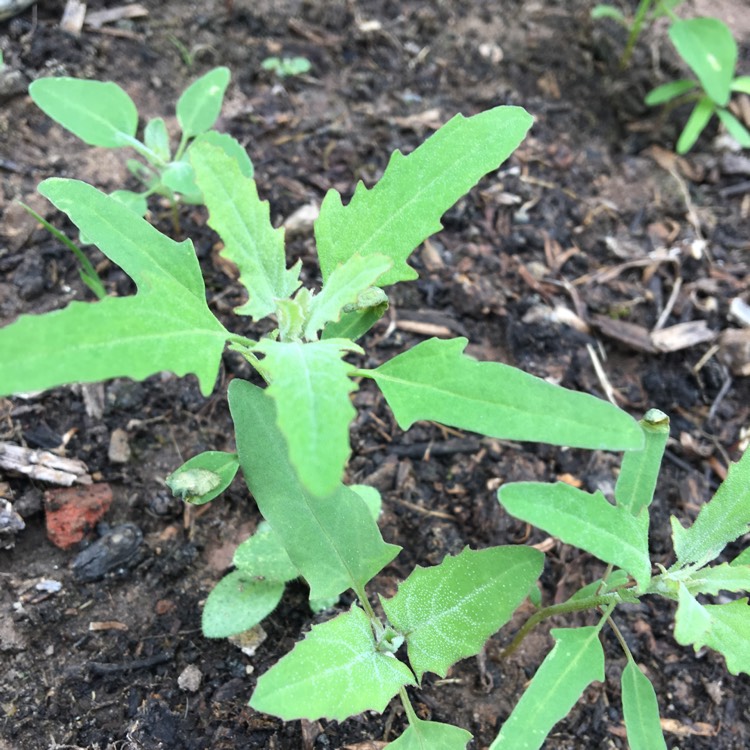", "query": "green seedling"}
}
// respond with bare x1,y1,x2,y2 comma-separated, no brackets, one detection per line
592,0,684,68
28,67,253,220
645,17,750,153
494,410,750,749
261,56,311,78
0,104,650,744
